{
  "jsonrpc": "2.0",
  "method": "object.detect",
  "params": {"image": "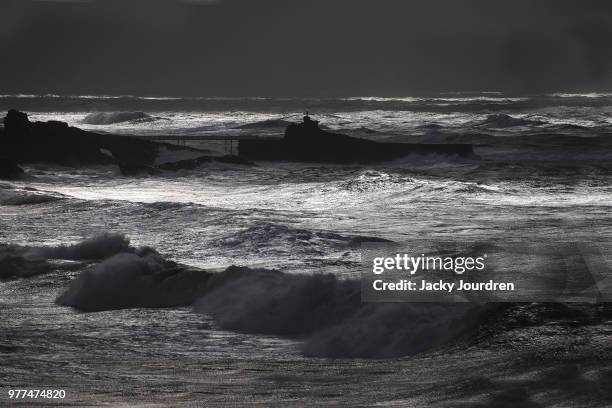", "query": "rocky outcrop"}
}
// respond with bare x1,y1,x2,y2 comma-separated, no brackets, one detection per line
2,109,159,167
239,115,475,163
2,110,254,175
